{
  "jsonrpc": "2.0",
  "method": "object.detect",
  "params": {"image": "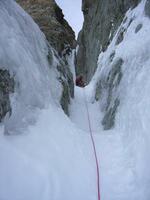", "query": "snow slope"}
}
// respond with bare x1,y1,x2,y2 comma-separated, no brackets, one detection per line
71,86,150,200
1,85,148,200
0,104,98,200
0,0,150,200
70,86,102,132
